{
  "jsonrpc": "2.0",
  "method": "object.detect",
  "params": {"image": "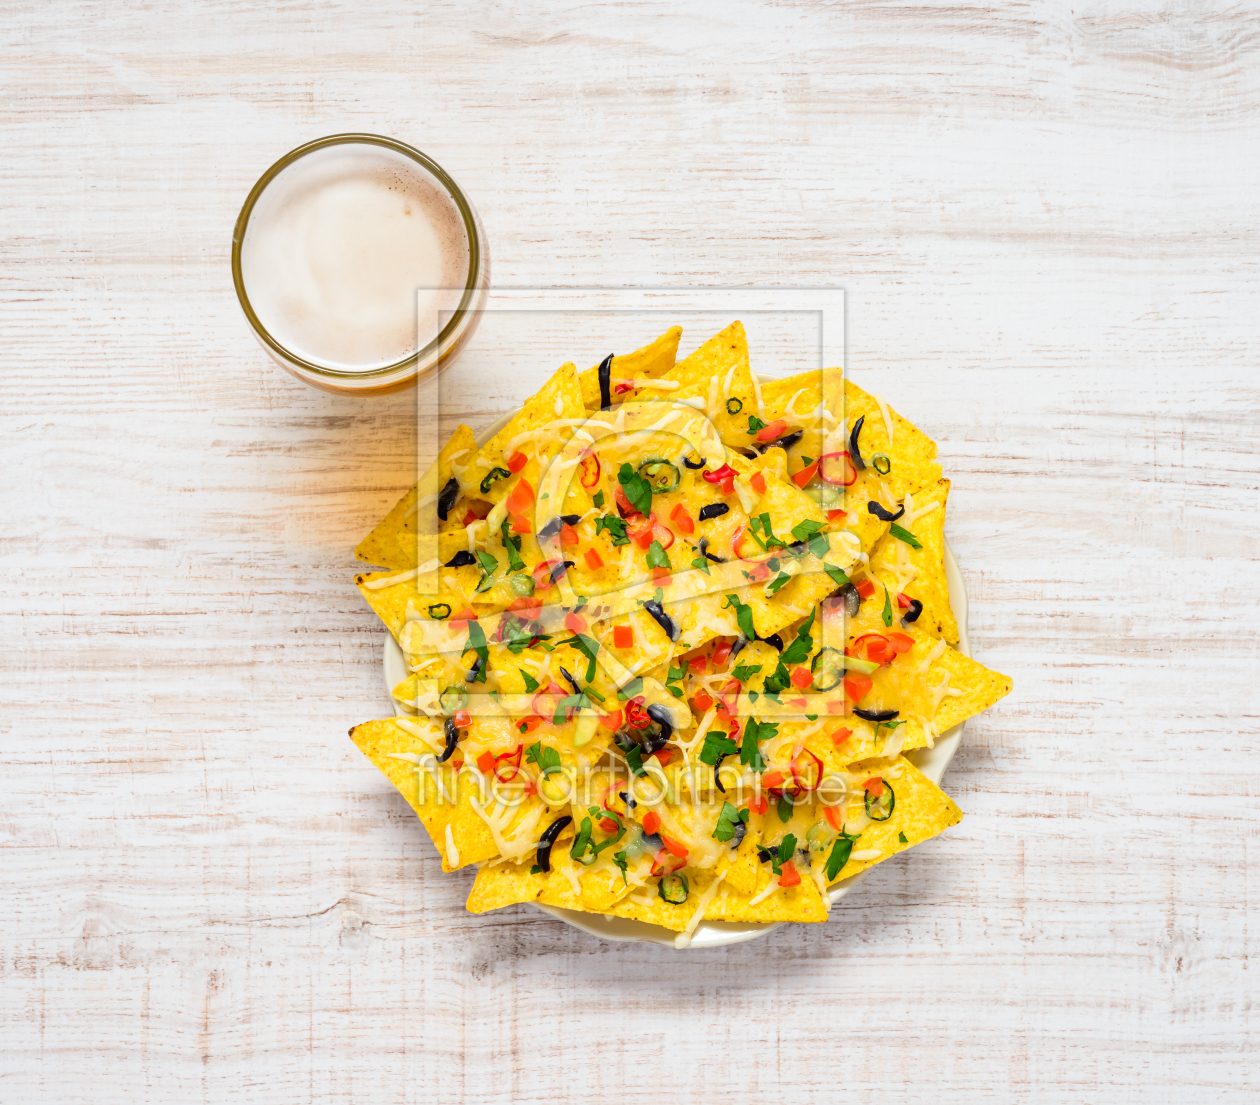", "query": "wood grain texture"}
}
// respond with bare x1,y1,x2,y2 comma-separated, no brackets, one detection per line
3,0,1259,1101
